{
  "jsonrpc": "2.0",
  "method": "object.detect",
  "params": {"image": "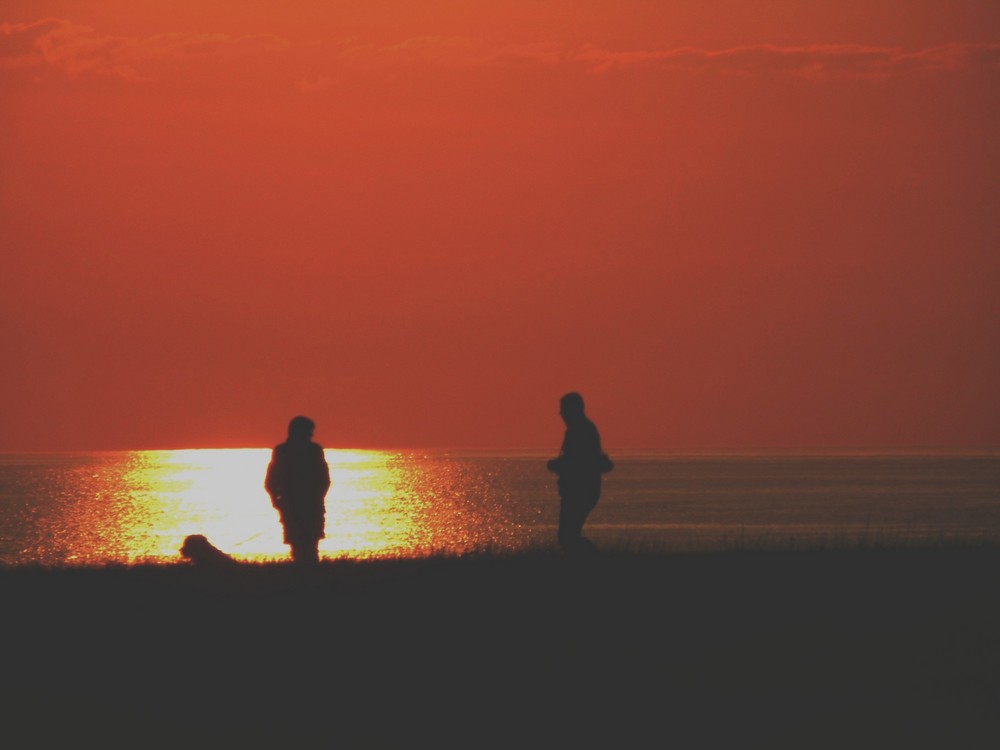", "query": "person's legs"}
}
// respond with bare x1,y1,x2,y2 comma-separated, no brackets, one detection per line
290,538,319,564
282,507,320,564
303,541,319,564
558,496,586,550
559,485,602,554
